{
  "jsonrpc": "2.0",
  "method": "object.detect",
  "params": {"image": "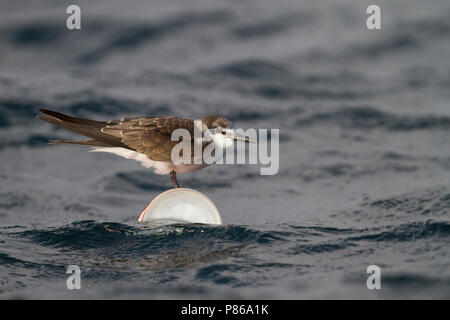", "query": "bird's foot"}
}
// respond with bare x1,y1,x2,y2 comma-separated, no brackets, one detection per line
170,170,180,188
